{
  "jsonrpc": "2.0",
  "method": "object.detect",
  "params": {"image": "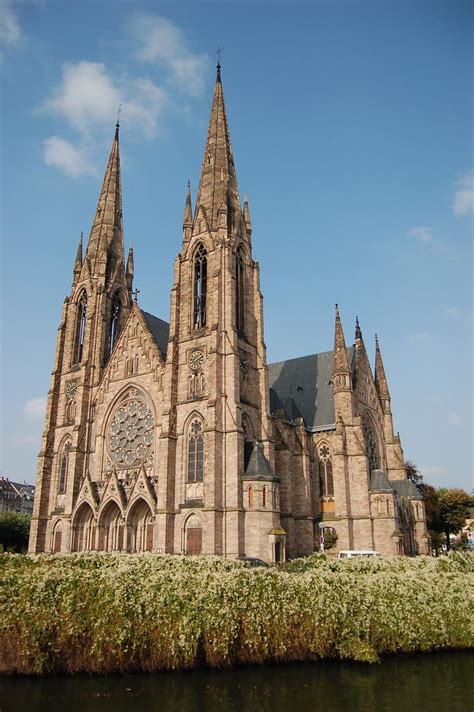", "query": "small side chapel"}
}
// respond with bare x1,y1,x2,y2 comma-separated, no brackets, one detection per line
29,65,429,560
